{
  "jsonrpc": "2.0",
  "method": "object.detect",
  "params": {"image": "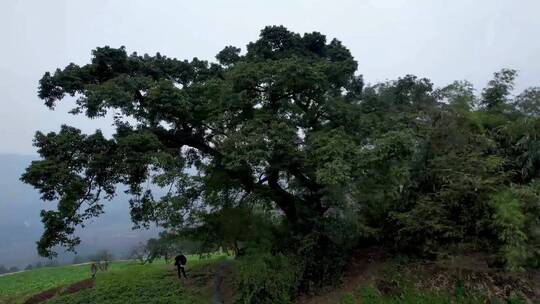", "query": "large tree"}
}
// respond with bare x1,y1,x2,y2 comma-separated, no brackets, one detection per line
22,26,365,257
21,26,540,275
